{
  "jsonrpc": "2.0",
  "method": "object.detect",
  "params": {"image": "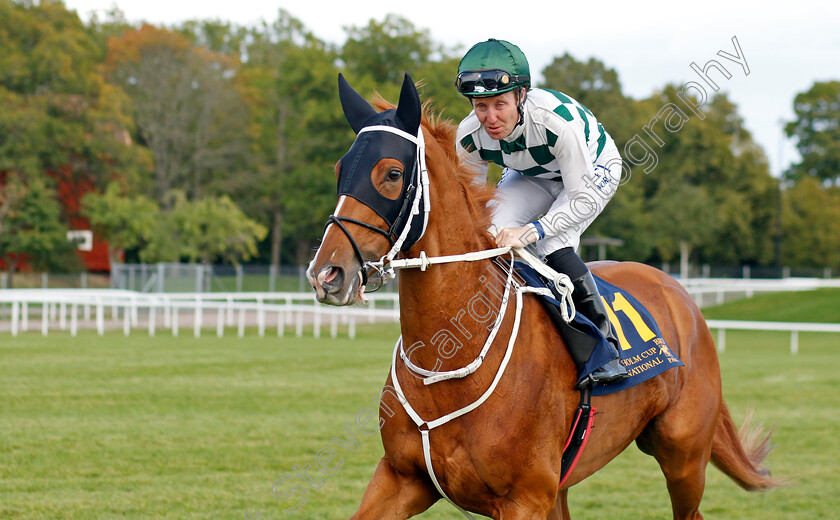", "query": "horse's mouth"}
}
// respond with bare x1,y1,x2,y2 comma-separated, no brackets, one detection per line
308,263,366,306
